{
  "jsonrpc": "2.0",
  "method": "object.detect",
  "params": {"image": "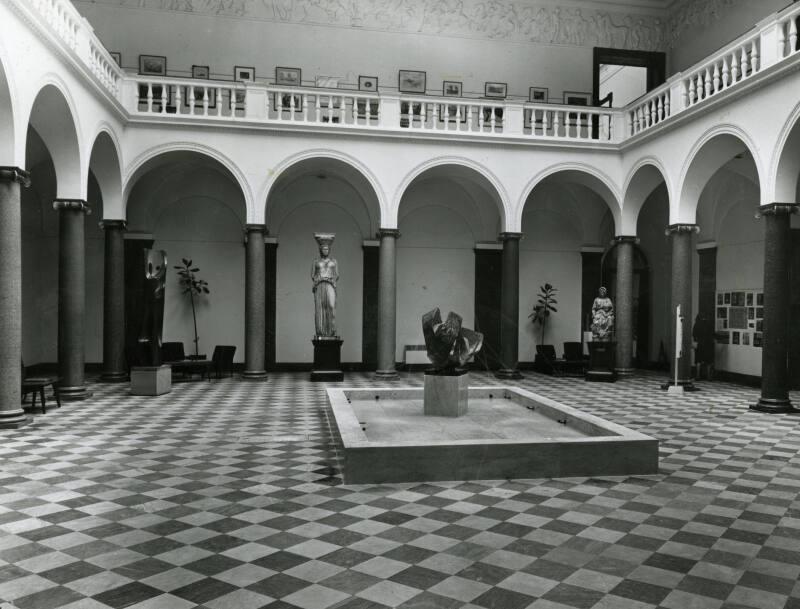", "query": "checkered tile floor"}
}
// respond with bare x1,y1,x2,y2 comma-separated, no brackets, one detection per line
2,371,800,609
